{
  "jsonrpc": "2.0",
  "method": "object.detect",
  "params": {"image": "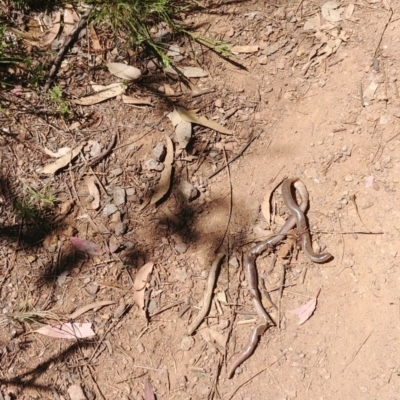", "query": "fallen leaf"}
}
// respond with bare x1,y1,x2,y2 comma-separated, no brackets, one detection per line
37,144,83,174
144,379,156,400
199,326,227,350
164,83,175,96
176,106,232,135
68,300,117,320
365,175,374,188
86,177,100,210
167,108,192,149
43,146,72,158
344,3,354,19
70,237,104,256
150,136,174,205
90,25,102,51
164,66,208,78
291,291,320,325
67,384,86,400
321,1,343,22
72,82,126,105
260,190,273,227
216,291,227,303
35,322,95,339
107,62,141,81
122,94,152,106
9,27,38,42
383,0,391,11
231,45,259,54
39,11,61,47
133,262,154,318
63,6,79,37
